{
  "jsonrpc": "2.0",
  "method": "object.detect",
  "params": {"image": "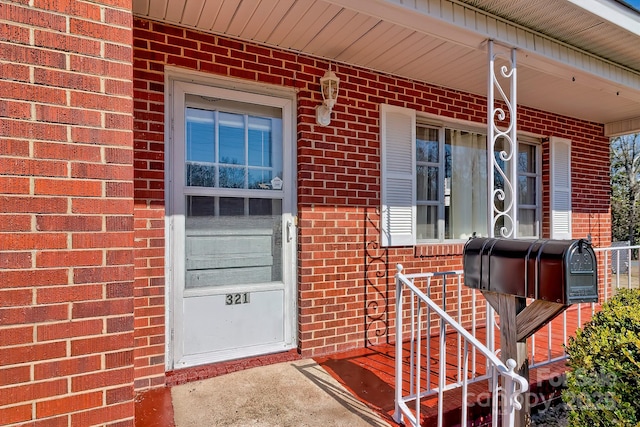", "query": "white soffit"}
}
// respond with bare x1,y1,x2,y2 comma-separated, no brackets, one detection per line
329,0,640,92
132,0,640,131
